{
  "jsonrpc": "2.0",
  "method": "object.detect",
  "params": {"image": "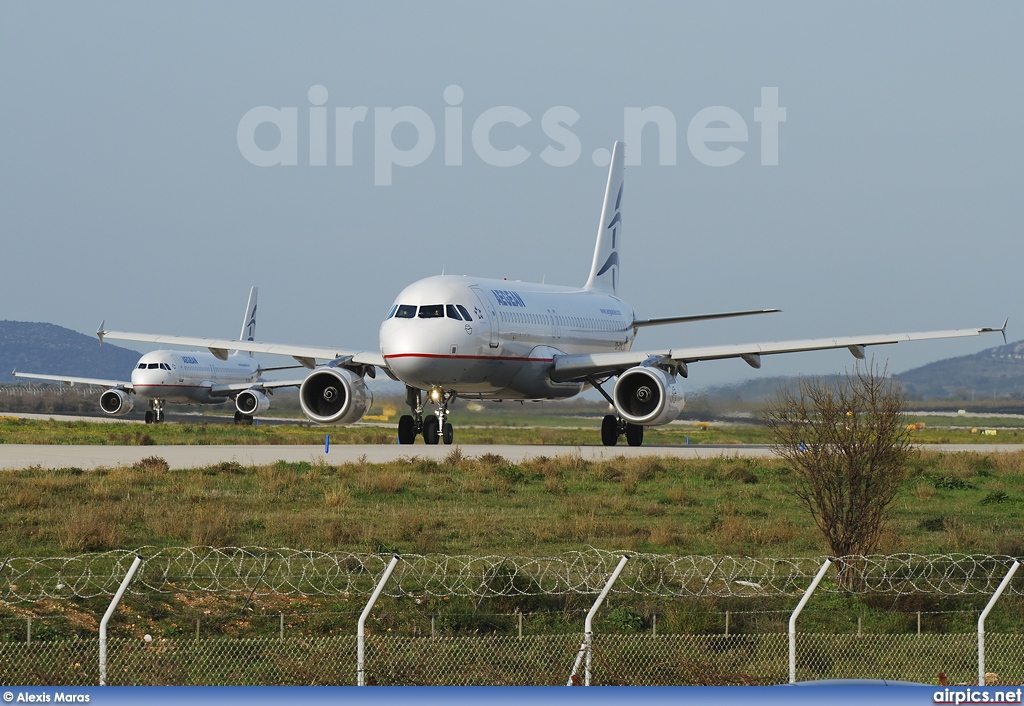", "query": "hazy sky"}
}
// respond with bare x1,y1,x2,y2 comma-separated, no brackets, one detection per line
2,2,1021,389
